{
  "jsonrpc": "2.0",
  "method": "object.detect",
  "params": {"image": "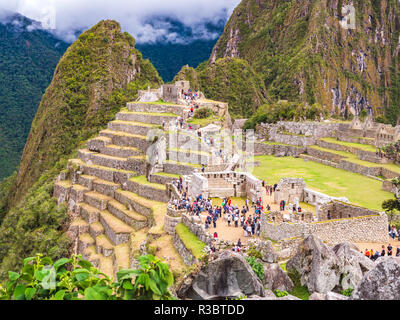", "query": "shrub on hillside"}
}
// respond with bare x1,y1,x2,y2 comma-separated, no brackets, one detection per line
243,101,327,129
193,108,213,119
